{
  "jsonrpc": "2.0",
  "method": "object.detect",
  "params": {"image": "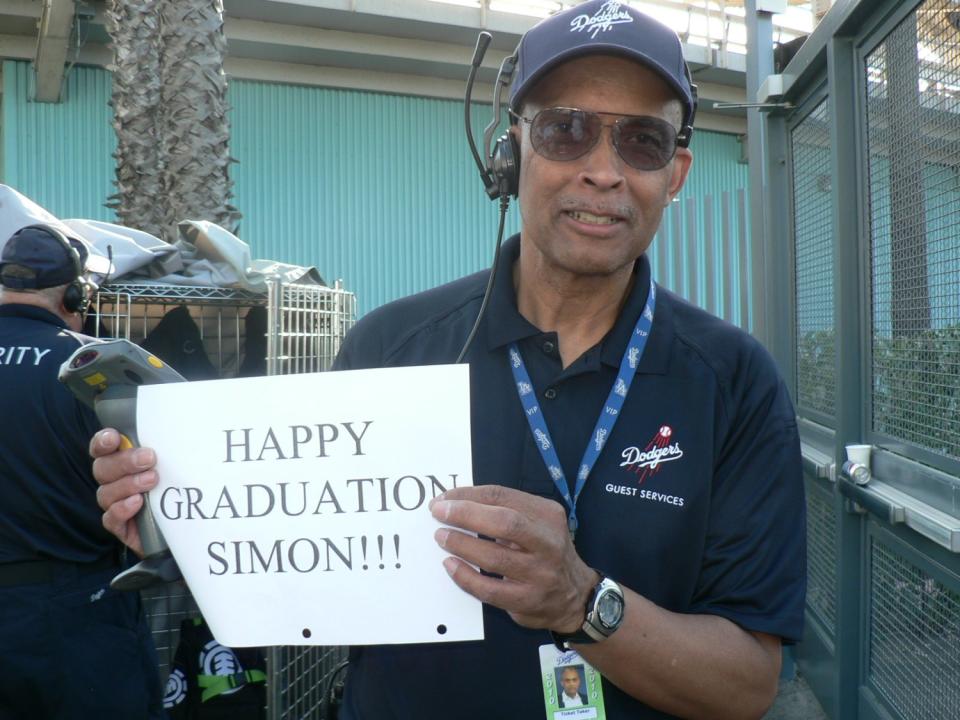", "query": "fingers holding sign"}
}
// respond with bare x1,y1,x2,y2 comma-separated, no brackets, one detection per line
430,485,598,633
90,428,159,557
